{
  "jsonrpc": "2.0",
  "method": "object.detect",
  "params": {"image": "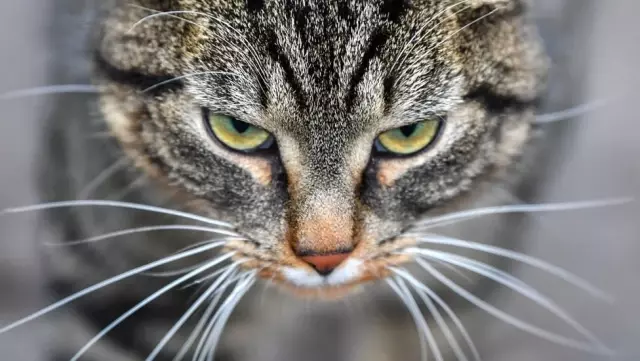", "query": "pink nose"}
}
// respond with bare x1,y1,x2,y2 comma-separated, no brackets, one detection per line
301,252,350,276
